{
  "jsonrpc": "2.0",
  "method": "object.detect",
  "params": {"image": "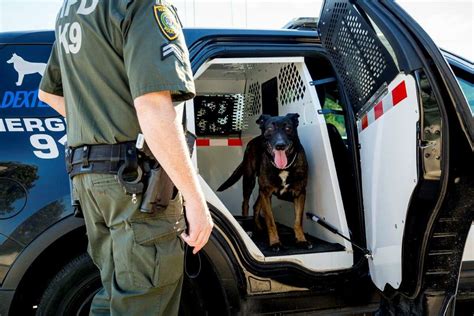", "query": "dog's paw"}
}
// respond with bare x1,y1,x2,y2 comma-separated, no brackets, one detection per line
269,242,282,252
296,241,313,250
